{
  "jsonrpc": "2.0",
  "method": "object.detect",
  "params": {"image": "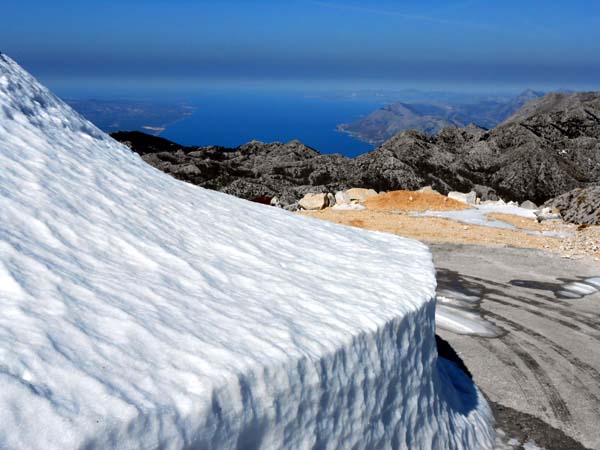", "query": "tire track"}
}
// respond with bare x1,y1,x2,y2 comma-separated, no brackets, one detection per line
452,272,600,332
501,332,572,424
475,338,534,403
483,310,600,387
484,294,600,341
